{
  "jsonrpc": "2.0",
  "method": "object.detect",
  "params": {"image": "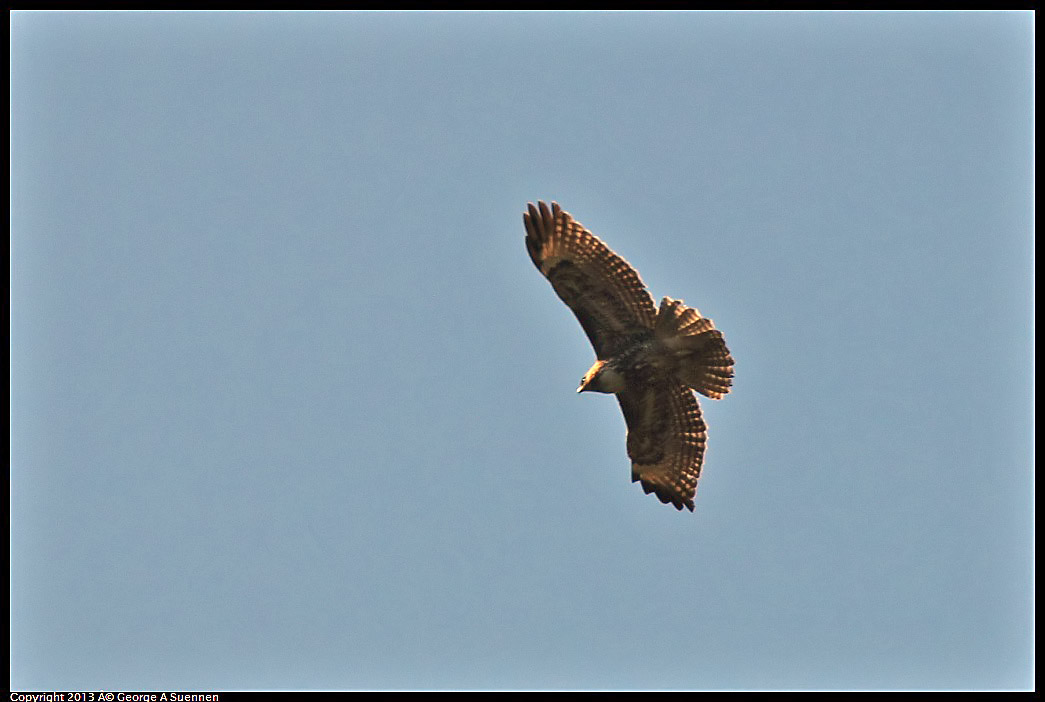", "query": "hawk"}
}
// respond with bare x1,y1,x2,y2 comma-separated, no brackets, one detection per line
524,201,734,511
